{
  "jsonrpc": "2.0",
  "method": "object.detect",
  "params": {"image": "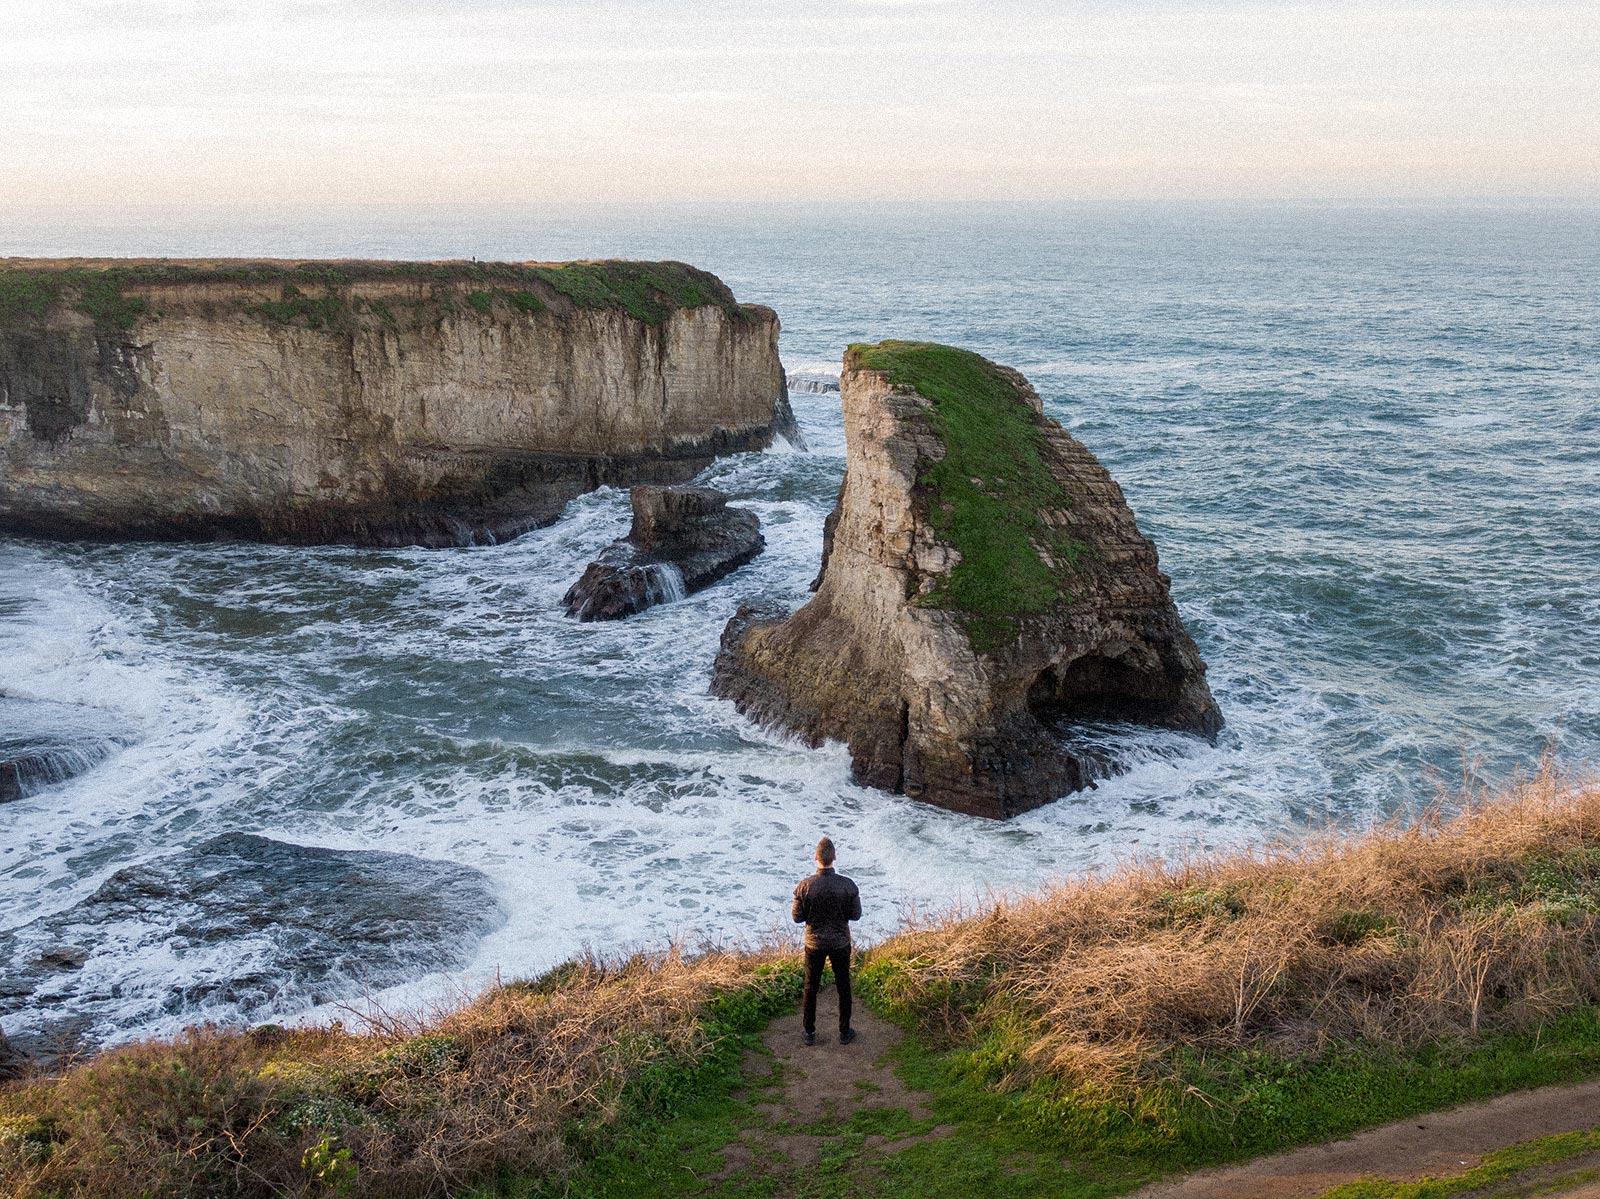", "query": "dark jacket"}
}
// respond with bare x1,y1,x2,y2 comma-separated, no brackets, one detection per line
792,866,862,951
